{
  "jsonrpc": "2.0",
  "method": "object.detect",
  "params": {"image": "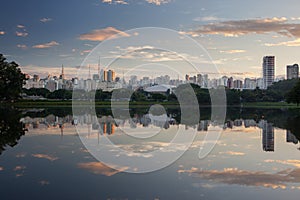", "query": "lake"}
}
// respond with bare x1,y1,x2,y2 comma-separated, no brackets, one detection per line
0,106,300,199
